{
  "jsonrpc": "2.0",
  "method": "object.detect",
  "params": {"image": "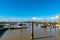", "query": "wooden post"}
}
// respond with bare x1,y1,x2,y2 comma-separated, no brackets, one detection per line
31,21,34,40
